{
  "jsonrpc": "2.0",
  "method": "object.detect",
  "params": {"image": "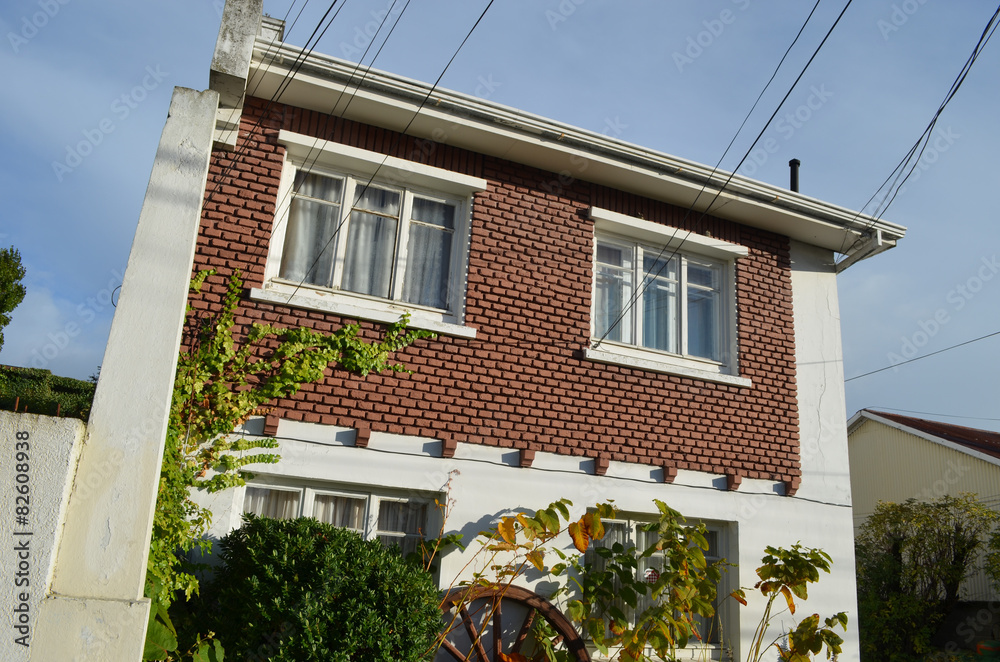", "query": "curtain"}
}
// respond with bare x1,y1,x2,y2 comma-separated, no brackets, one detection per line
642,254,678,353
313,494,365,532
342,185,400,298
242,487,300,519
279,172,343,286
402,197,455,309
376,501,426,556
595,243,631,343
